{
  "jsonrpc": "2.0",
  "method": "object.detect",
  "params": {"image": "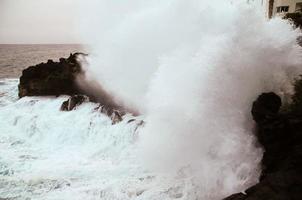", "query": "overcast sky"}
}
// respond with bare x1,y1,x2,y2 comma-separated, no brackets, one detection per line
0,0,81,44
